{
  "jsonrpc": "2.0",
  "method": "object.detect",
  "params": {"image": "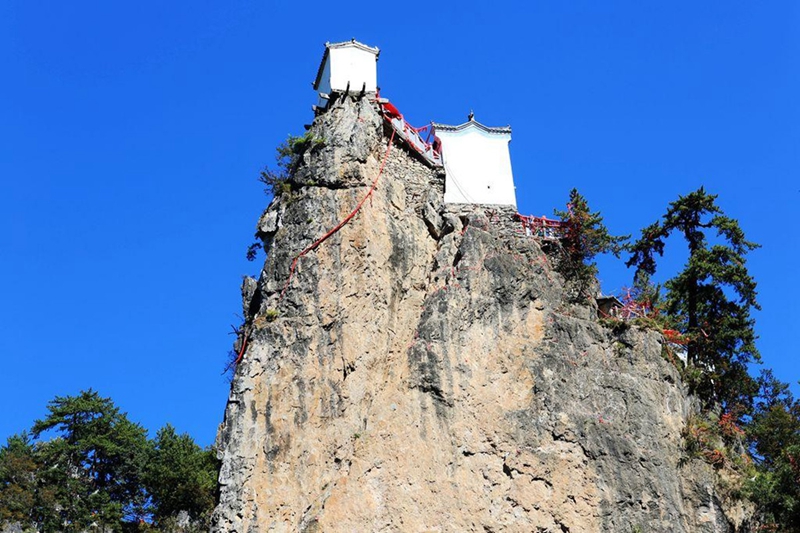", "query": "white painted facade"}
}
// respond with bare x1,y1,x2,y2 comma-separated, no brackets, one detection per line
434,119,517,207
313,40,379,109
